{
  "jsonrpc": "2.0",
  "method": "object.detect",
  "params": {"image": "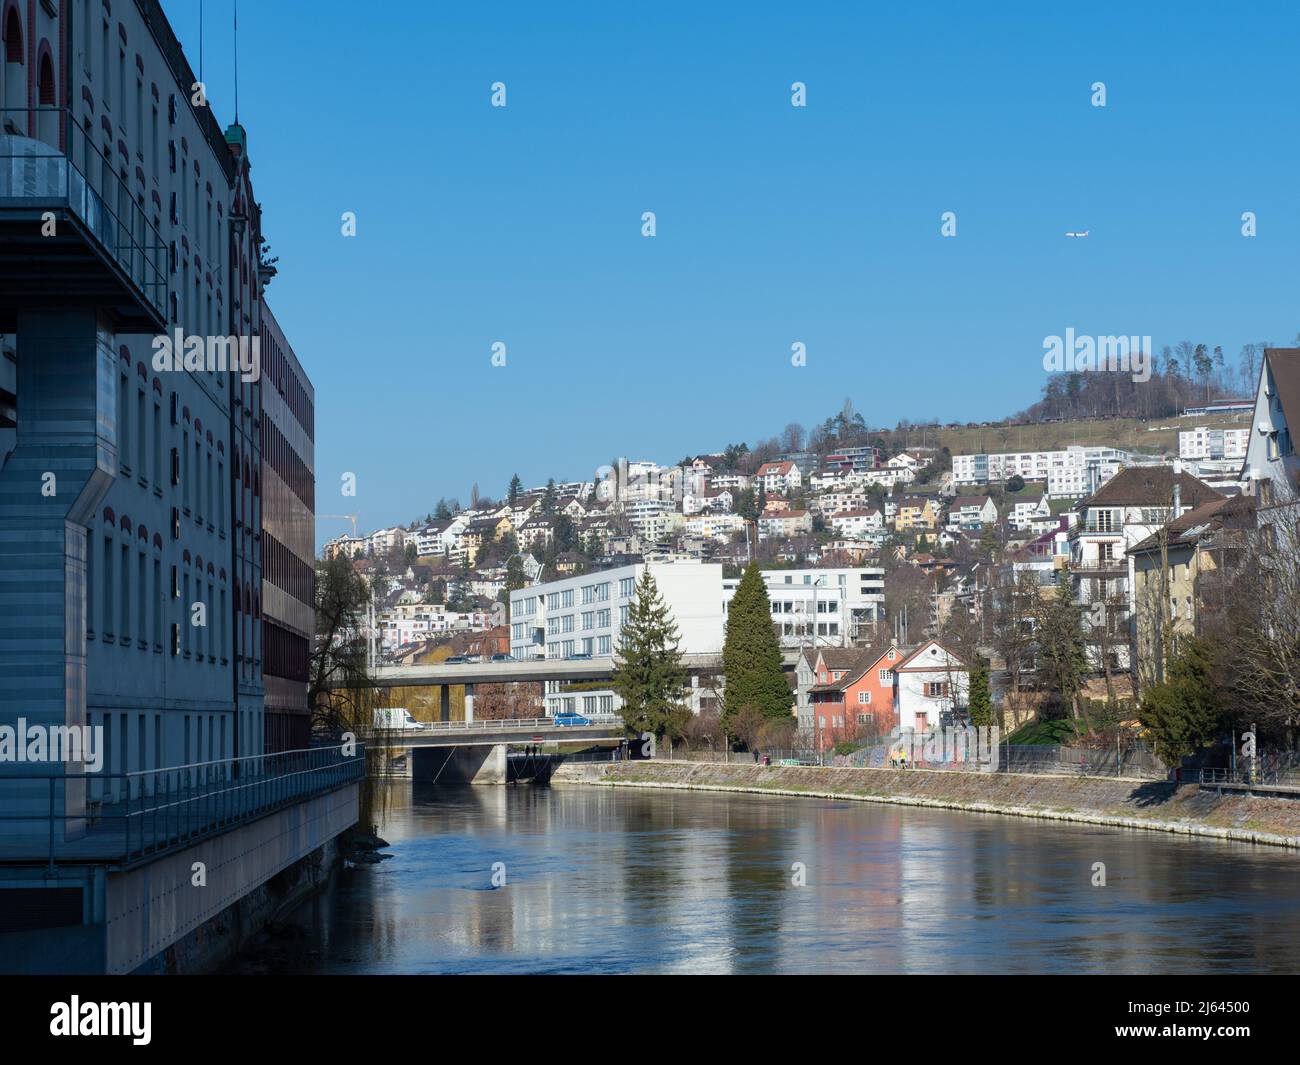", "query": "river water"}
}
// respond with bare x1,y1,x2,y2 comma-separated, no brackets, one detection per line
228,783,1300,974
